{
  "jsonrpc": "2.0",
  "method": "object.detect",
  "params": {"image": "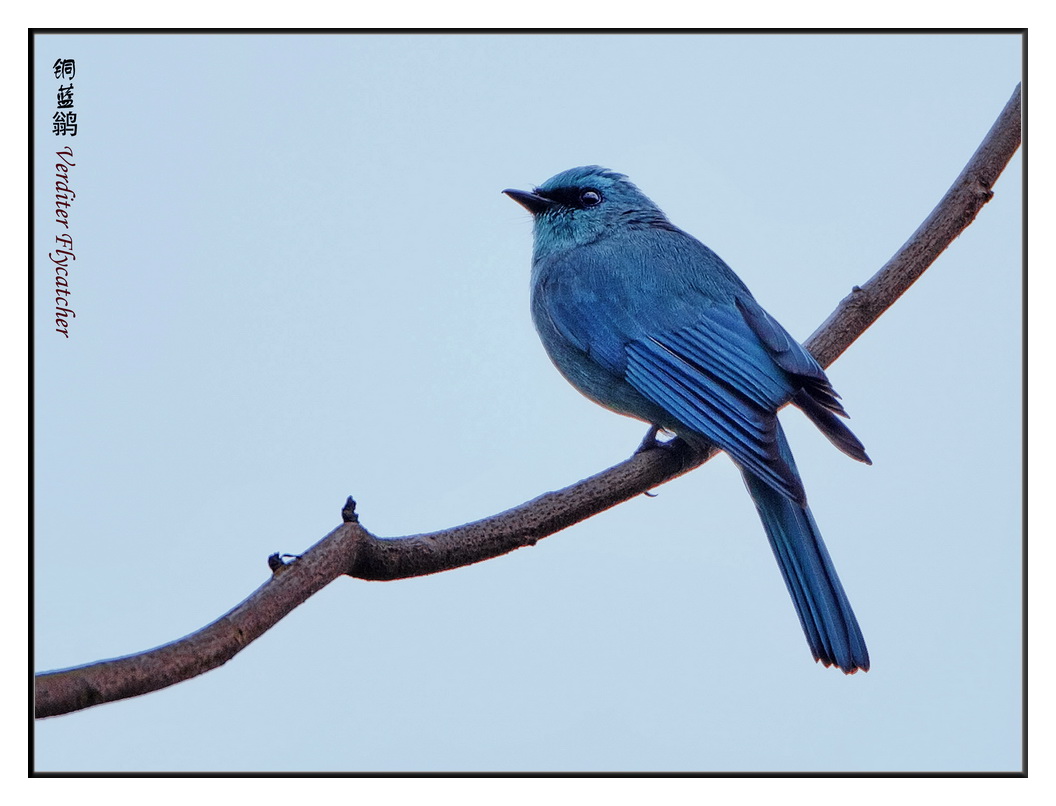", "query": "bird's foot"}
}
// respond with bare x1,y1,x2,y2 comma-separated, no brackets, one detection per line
635,425,664,454
635,426,713,478
635,425,687,455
